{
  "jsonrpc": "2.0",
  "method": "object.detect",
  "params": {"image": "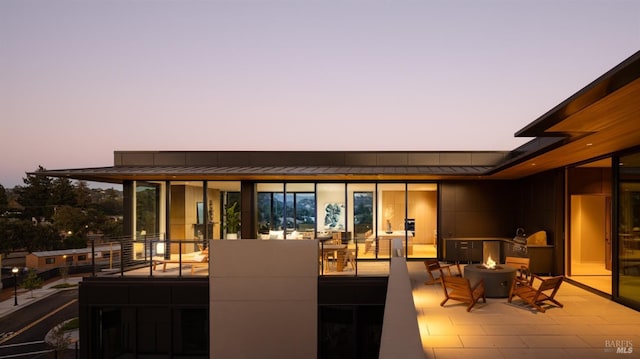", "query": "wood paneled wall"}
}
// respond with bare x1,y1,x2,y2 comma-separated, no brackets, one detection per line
381,190,437,244
440,181,517,239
